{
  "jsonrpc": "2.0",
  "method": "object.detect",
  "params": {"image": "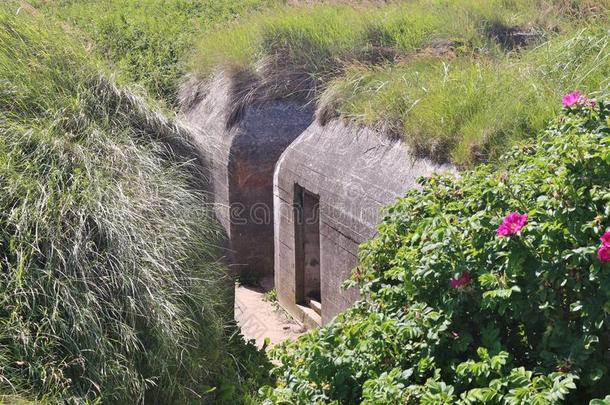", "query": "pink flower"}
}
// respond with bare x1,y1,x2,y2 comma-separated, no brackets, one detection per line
450,271,472,288
597,231,610,262
600,231,610,247
496,212,528,237
562,90,595,108
562,91,583,107
597,246,610,262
